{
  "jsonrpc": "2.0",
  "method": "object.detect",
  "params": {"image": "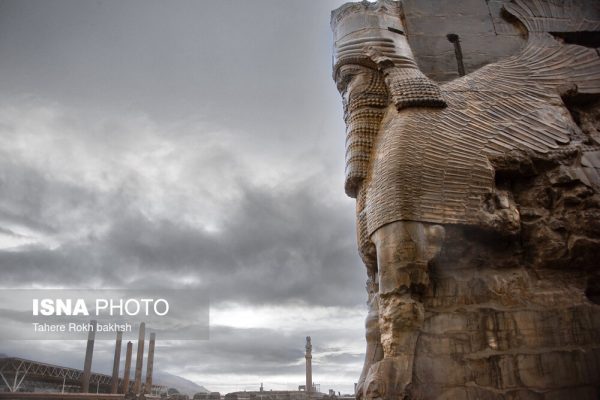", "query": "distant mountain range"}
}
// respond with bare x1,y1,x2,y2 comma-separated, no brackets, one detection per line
0,353,209,397
154,371,210,396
